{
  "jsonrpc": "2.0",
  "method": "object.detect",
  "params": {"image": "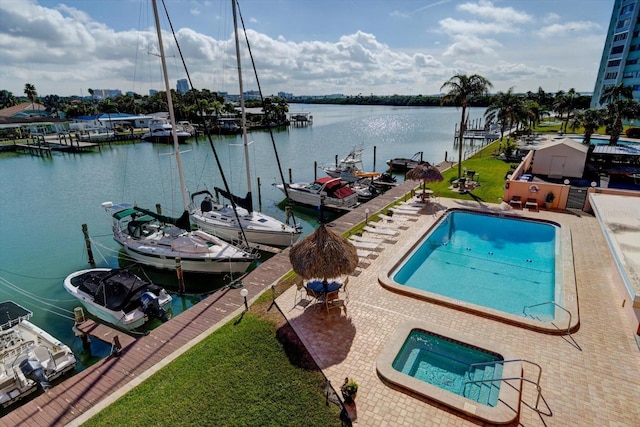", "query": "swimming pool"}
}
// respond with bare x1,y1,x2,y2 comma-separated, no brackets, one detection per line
377,322,521,424
380,209,579,332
